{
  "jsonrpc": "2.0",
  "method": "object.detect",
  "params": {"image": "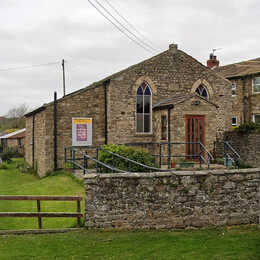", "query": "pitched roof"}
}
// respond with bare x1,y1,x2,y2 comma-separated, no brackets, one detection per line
153,93,218,109
215,57,260,78
0,128,26,139
25,46,227,117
